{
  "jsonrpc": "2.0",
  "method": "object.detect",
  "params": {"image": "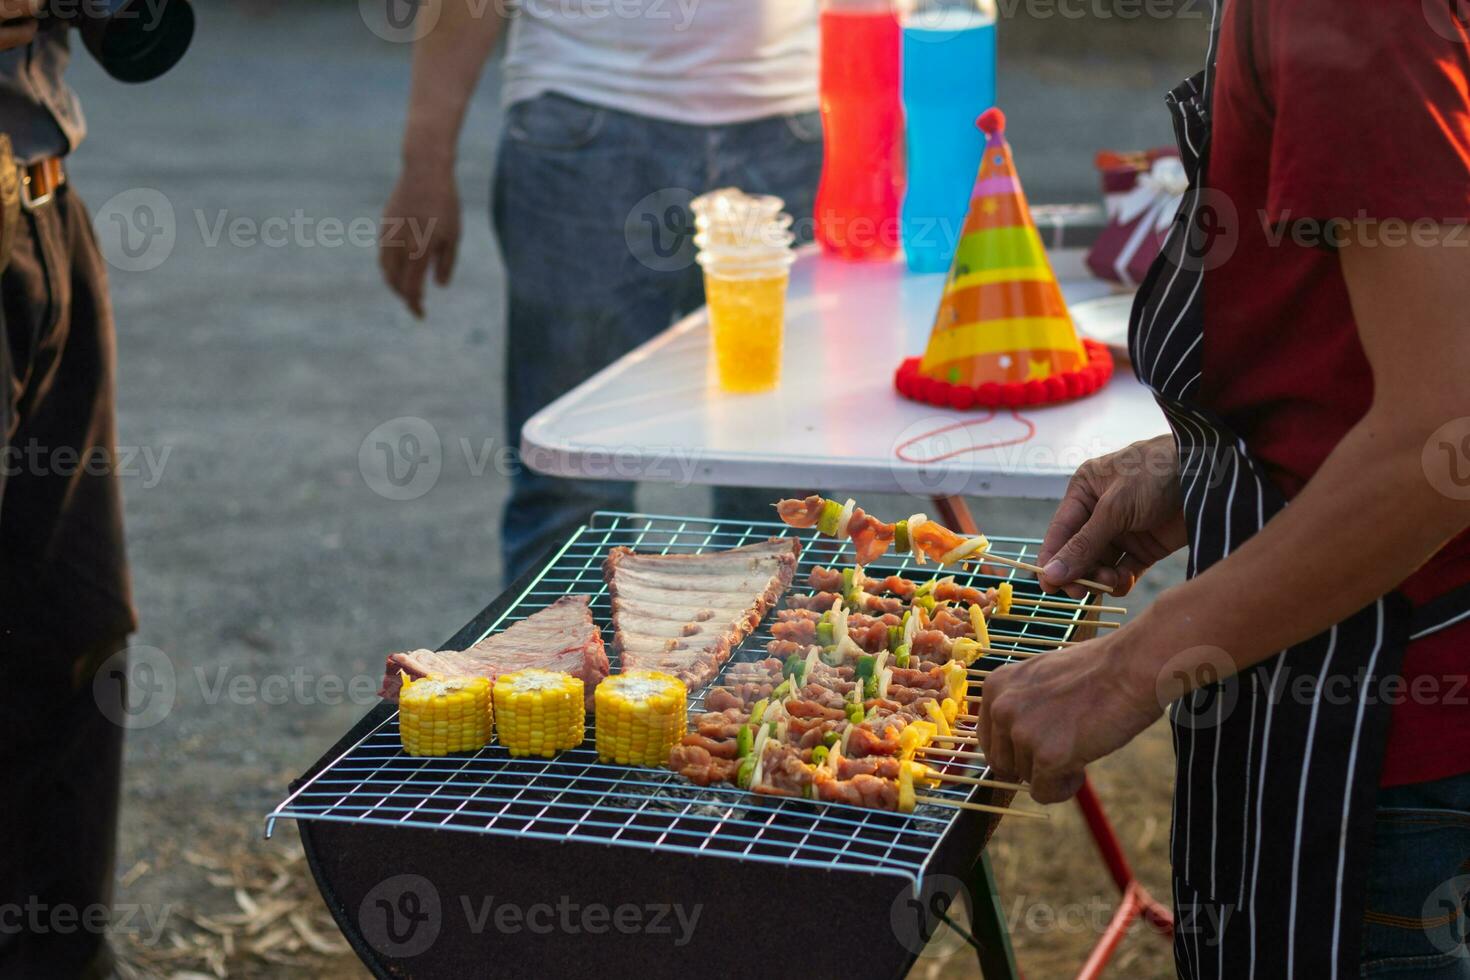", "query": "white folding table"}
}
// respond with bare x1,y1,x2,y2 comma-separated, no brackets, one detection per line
522,246,1166,500
521,246,1174,979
